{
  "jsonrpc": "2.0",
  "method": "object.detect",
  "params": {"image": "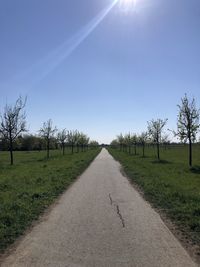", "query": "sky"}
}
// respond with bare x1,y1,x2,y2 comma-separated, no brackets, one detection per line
0,0,200,144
